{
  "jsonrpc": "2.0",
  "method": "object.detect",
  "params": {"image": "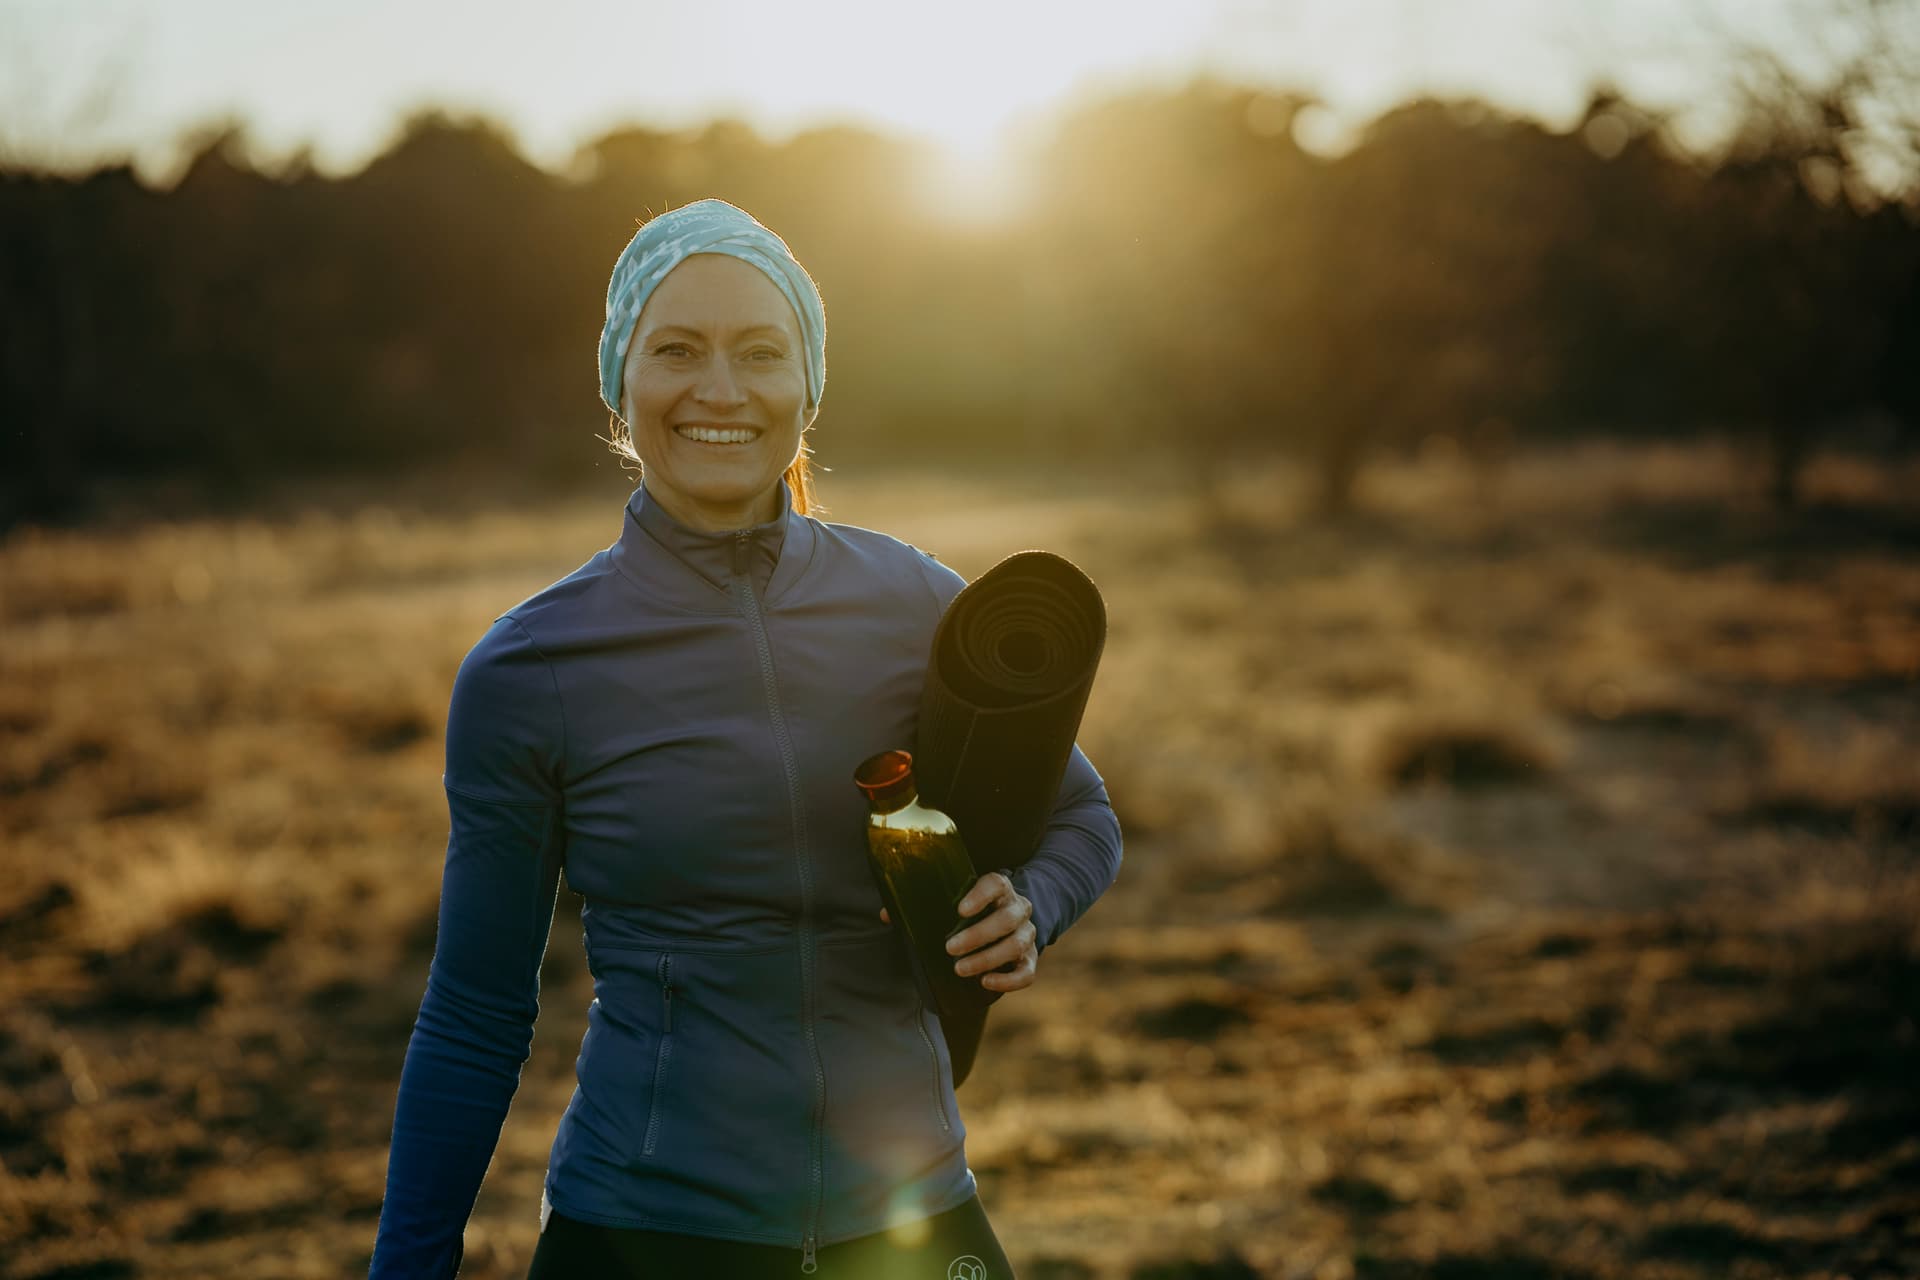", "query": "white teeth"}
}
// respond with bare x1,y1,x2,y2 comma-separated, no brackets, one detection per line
676,425,758,444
